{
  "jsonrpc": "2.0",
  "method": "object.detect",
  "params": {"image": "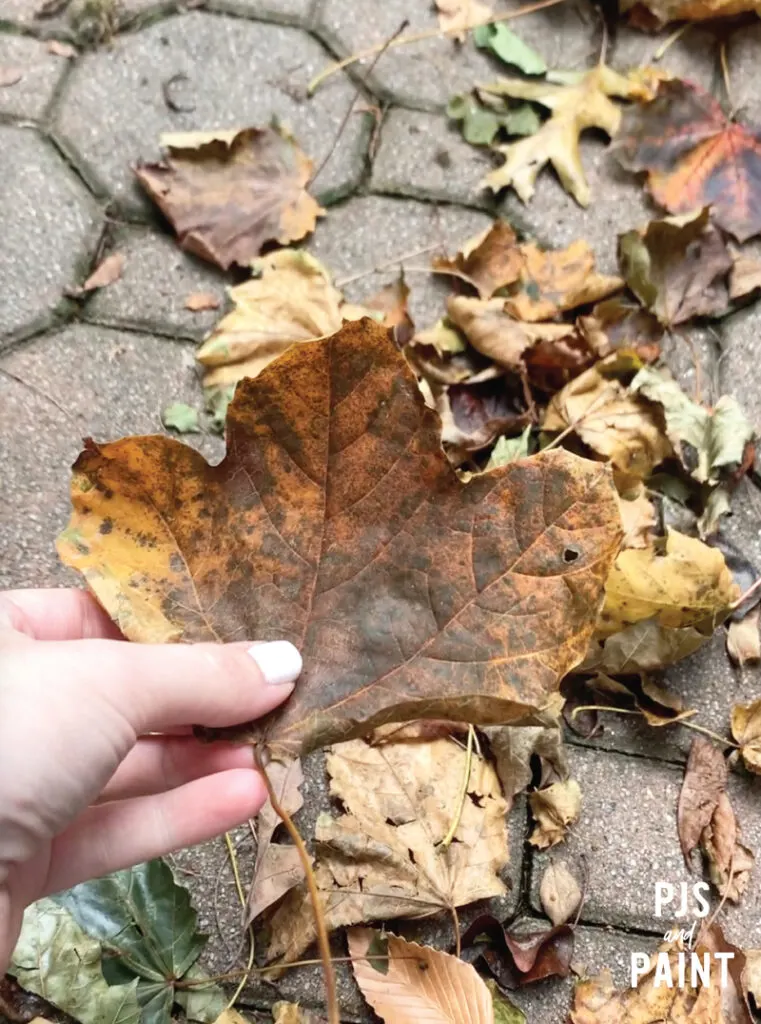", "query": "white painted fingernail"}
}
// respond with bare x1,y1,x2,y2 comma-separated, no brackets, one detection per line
248,641,303,685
